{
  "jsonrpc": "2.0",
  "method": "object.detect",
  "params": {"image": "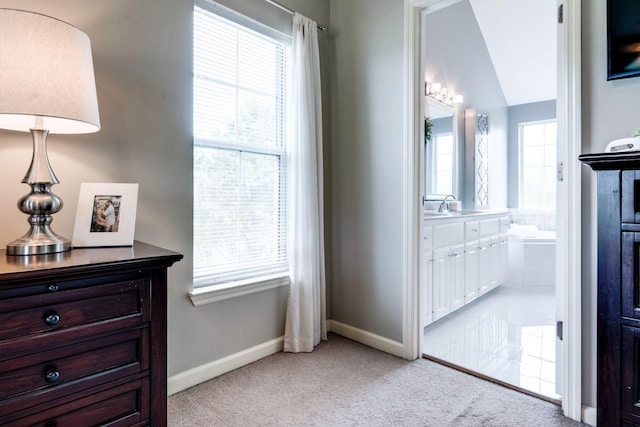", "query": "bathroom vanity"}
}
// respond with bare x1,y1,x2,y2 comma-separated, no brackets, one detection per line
421,210,510,327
